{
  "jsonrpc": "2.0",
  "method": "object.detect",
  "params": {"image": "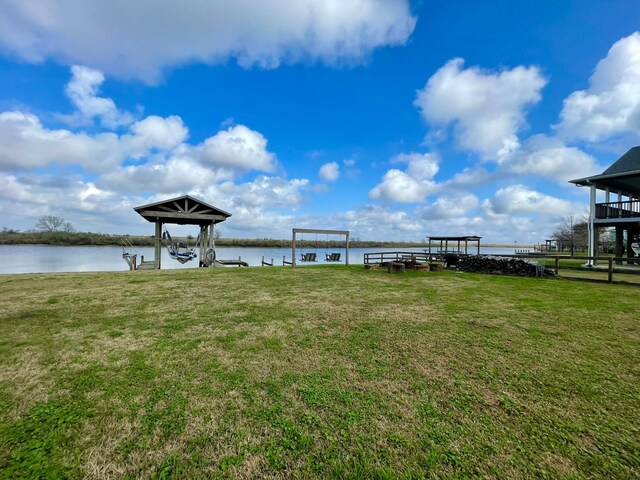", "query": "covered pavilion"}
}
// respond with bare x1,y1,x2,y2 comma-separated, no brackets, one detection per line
426,235,482,256
133,195,231,269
